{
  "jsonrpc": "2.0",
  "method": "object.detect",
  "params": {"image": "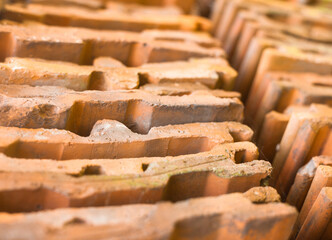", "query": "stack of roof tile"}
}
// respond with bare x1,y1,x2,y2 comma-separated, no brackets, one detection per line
212,0,332,239
1,0,332,239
